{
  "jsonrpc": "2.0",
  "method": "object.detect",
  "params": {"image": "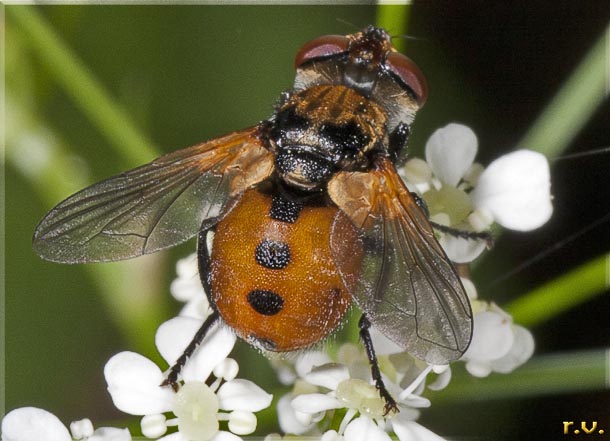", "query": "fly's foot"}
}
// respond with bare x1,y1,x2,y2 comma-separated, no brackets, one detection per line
380,389,399,416
160,370,181,392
